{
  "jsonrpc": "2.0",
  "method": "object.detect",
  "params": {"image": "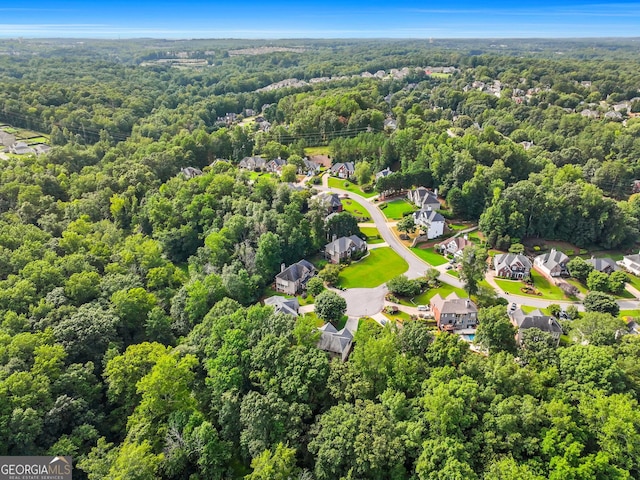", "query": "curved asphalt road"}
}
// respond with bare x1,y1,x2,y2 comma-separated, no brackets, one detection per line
317,175,640,313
